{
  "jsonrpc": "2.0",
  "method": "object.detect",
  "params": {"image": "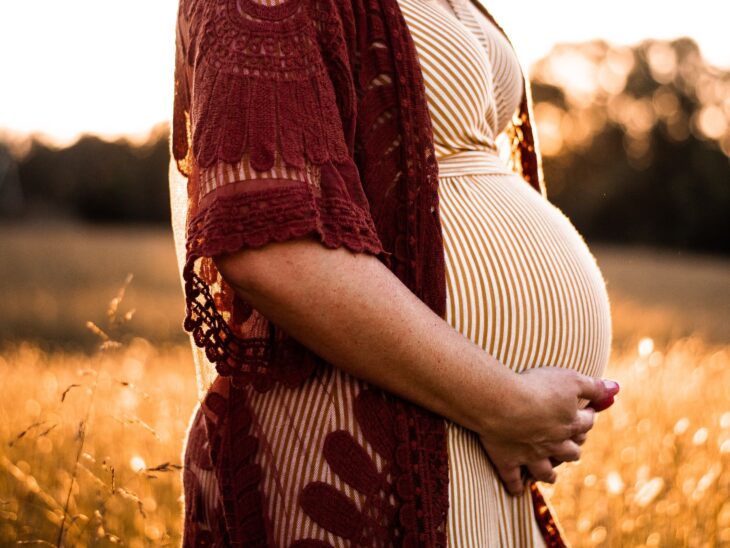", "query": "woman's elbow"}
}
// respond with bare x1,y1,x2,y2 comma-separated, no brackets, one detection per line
211,237,319,297
213,247,269,297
